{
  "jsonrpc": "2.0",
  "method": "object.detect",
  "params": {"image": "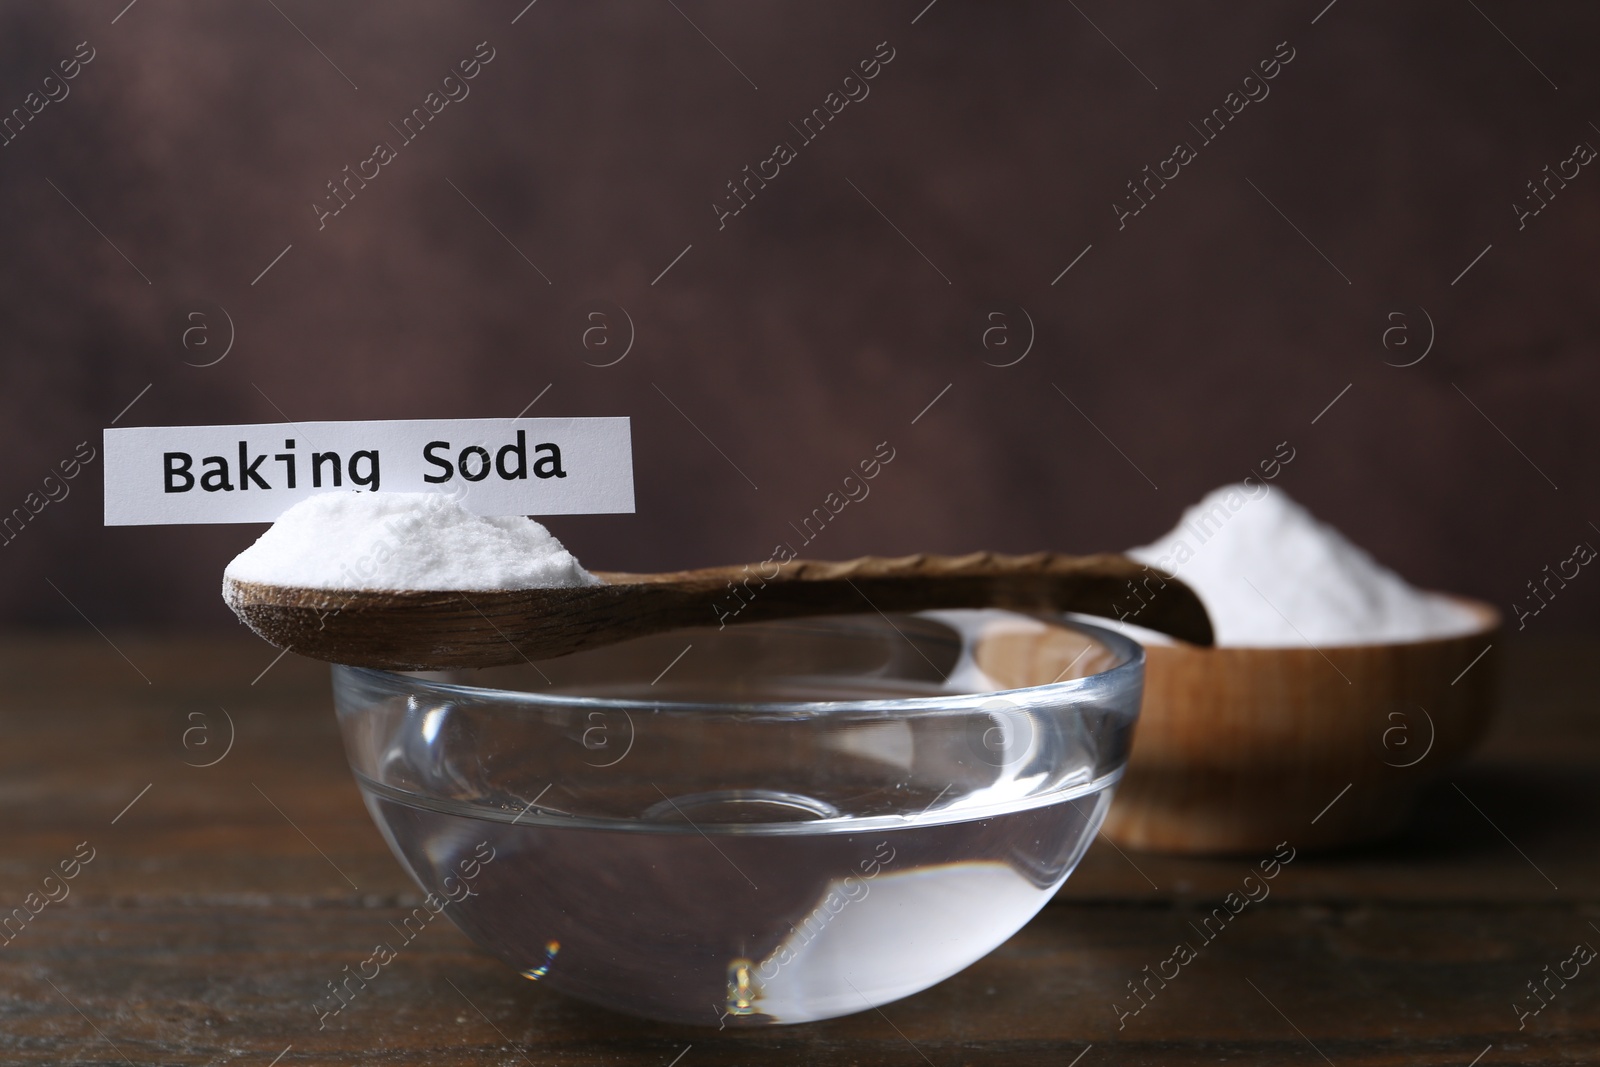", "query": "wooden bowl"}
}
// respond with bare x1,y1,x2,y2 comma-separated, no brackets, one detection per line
1099,596,1501,854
